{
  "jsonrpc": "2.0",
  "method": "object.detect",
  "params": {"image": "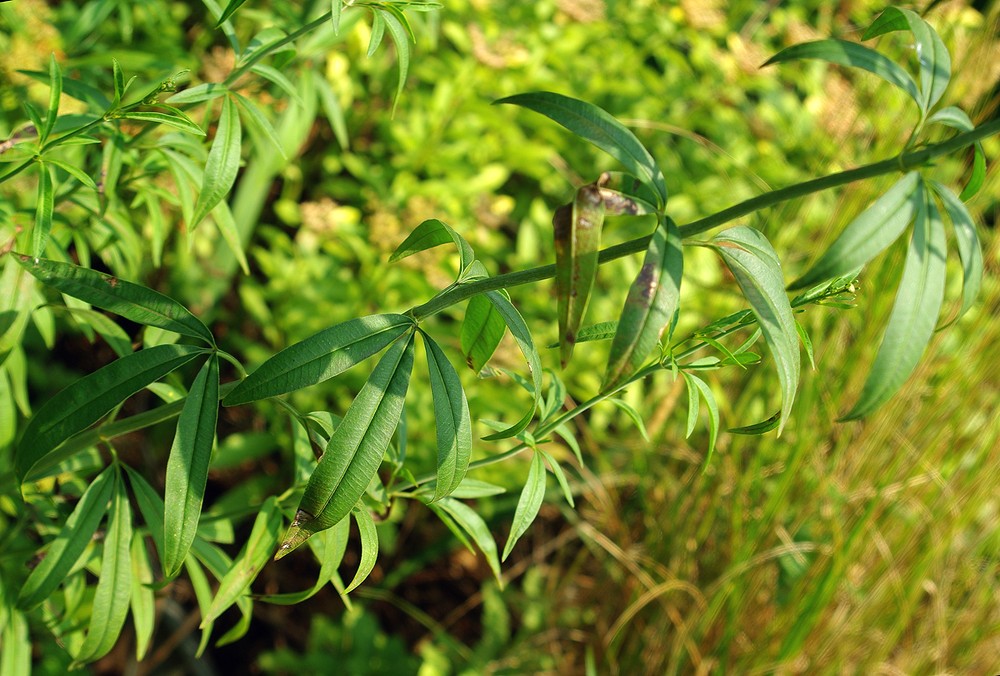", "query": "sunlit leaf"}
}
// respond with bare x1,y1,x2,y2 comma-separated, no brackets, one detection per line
932,181,982,324
118,110,207,136
461,293,505,374
191,95,241,228
166,82,228,105
538,448,574,507
232,91,286,158
682,371,719,465
421,332,472,501
32,162,54,256
216,0,248,26
502,450,546,561
380,6,410,114
863,7,950,111
41,53,62,144
46,158,98,191
481,291,542,440
928,107,989,201
389,218,474,276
